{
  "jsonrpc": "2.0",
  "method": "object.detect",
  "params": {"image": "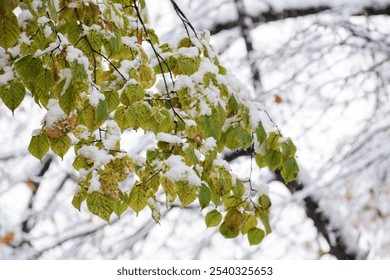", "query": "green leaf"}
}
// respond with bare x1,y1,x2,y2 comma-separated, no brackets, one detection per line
173,56,200,76
160,175,177,206
113,193,130,217
120,83,145,106
82,100,108,131
104,90,120,113
0,13,19,49
281,139,297,158
240,215,258,234
258,195,271,210
138,64,155,89
281,157,299,183
0,81,25,113
177,37,192,48
177,181,197,207
14,55,44,83
259,212,272,234
205,209,222,227
224,209,245,231
232,178,245,197
219,222,239,239
247,228,265,245
227,95,239,115
72,188,87,211
114,105,132,130
86,192,115,223
35,70,55,107
224,125,253,149
256,122,267,143
148,108,172,134
266,132,281,150
28,132,50,161
129,184,147,214
59,84,77,114
265,150,283,172
197,115,222,141
255,153,267,168
96,100,109,125
50,135,72,159
198,183,211,210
